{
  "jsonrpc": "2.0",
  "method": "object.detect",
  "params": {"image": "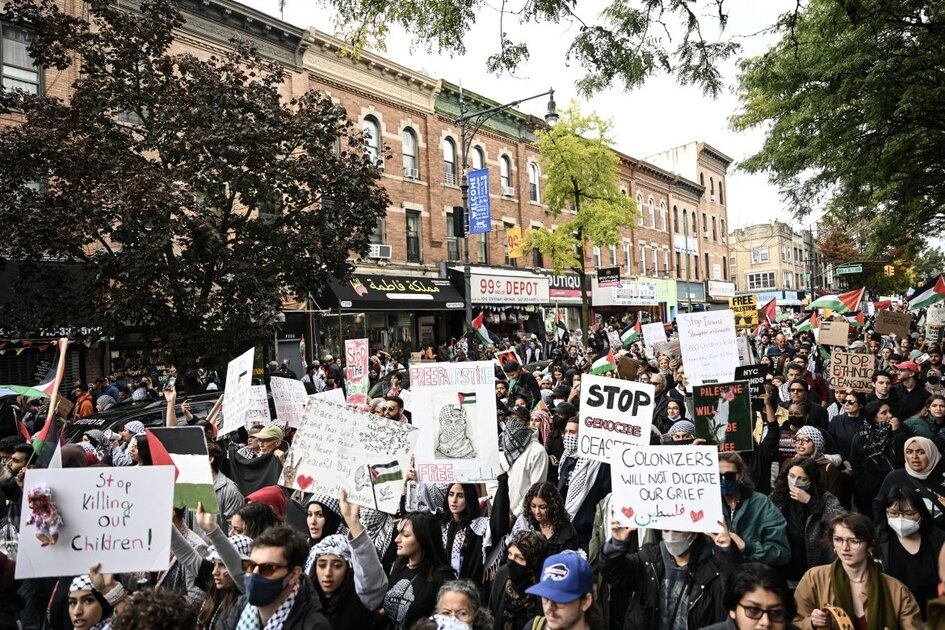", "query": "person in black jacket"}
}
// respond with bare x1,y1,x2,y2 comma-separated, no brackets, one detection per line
849,400,912,515
440,483,490,587
599,519,743,629
503,362,541,412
